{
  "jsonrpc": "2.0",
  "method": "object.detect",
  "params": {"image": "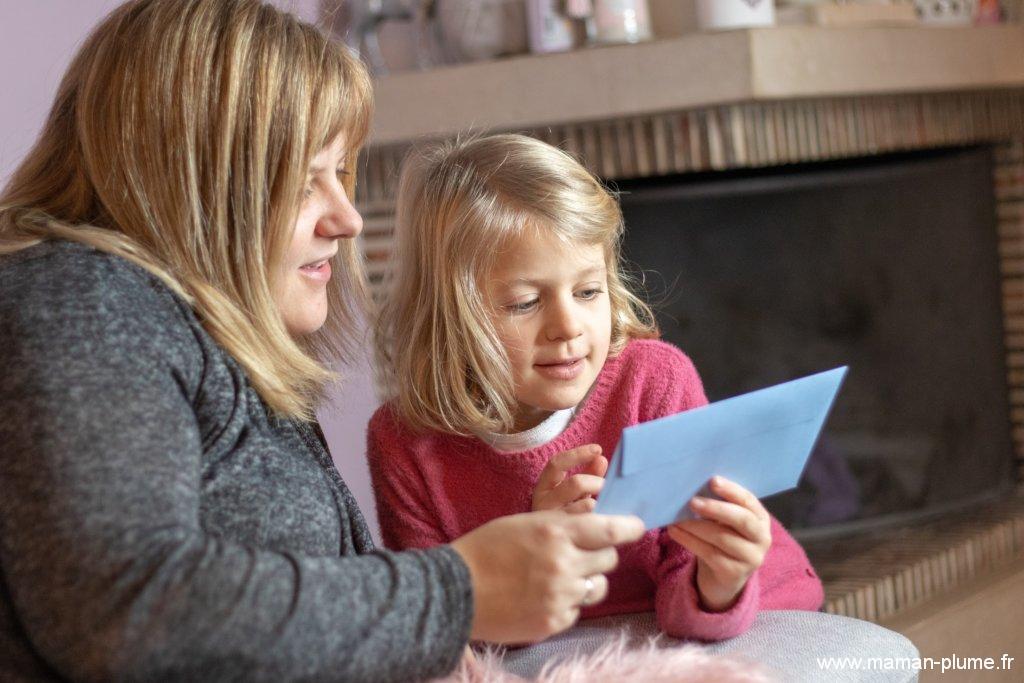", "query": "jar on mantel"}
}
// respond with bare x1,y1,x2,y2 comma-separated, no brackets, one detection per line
525,0,653,53
696,0,776,30
589,0,654,45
